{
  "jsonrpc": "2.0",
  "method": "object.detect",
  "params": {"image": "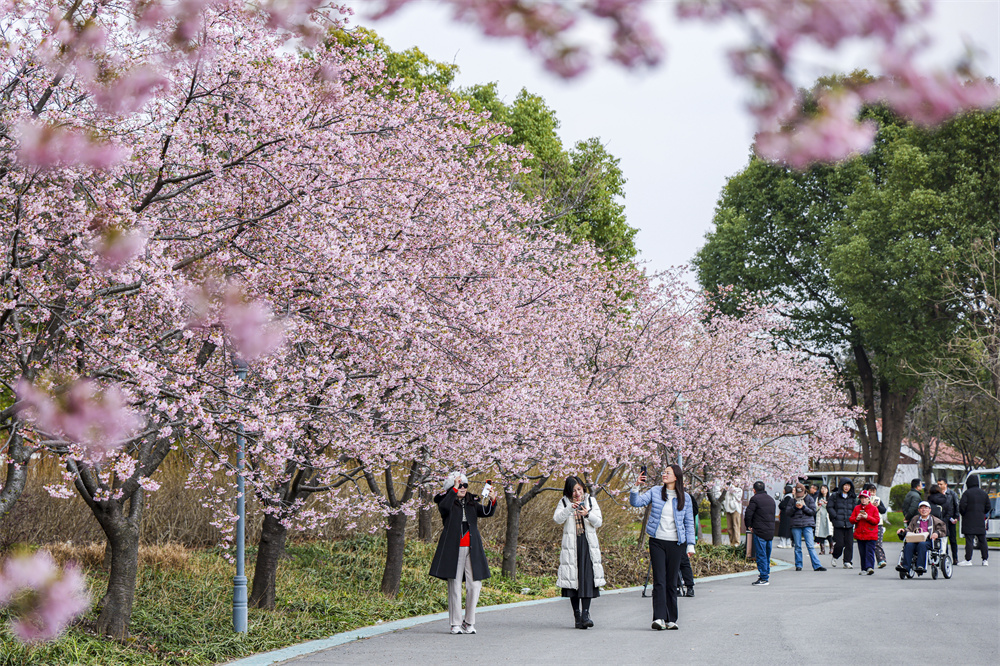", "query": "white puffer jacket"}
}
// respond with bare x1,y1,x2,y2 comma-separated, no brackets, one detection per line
554,495,606,590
